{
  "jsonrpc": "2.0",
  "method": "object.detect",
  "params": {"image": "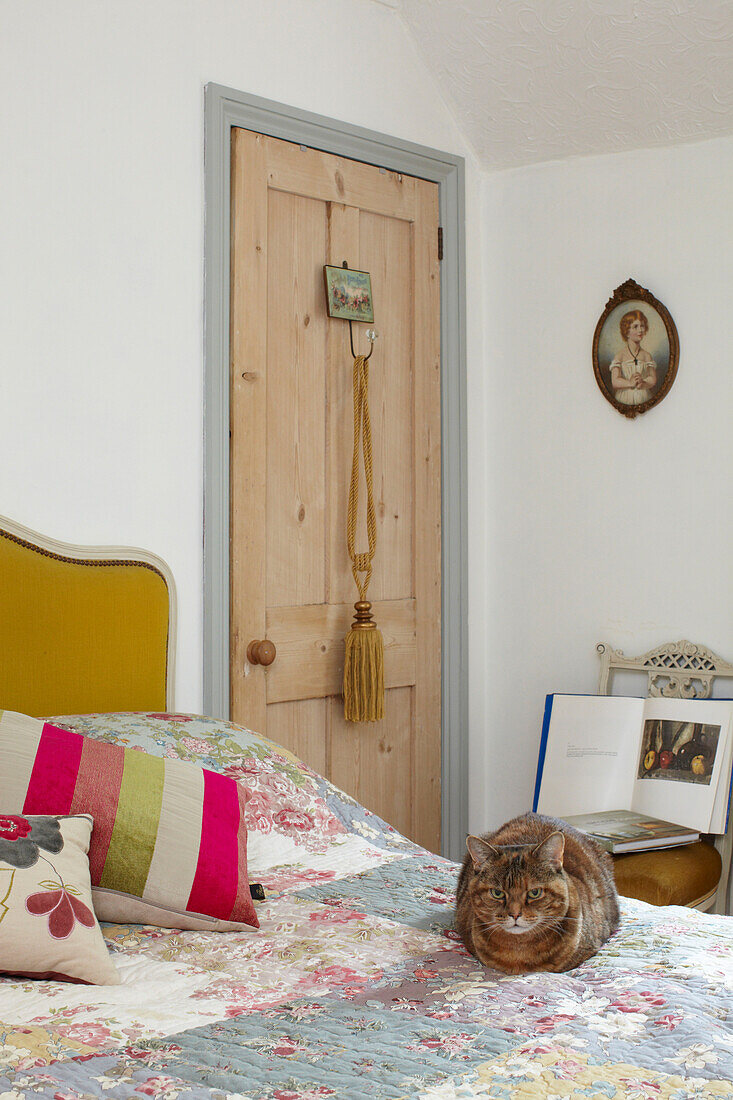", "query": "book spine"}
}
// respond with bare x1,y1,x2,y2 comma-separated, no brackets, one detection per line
533,695,554,812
